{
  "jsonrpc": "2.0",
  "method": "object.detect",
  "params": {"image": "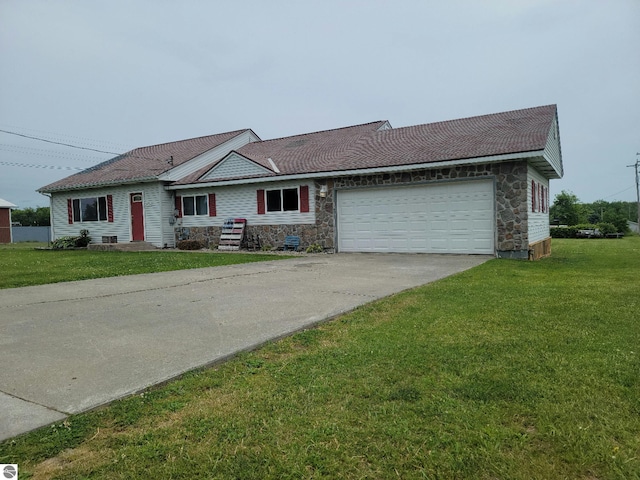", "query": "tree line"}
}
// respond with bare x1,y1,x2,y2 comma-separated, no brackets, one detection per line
10,207,51,226
550,191,638,233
